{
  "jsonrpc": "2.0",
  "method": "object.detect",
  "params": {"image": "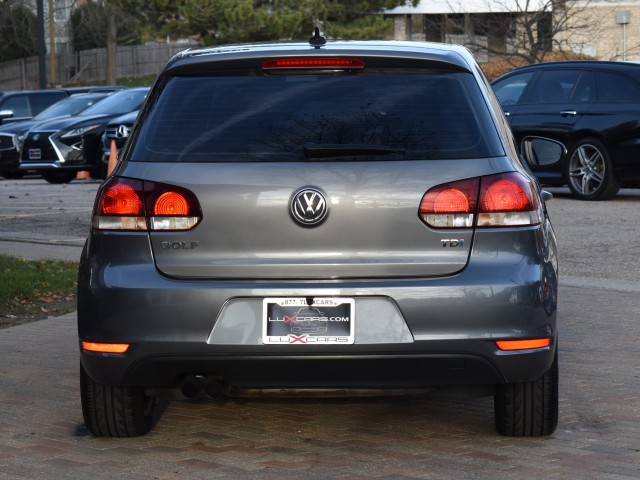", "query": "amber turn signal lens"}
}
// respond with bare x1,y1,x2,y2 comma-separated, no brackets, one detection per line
496,338,550,351
82,342,130,354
